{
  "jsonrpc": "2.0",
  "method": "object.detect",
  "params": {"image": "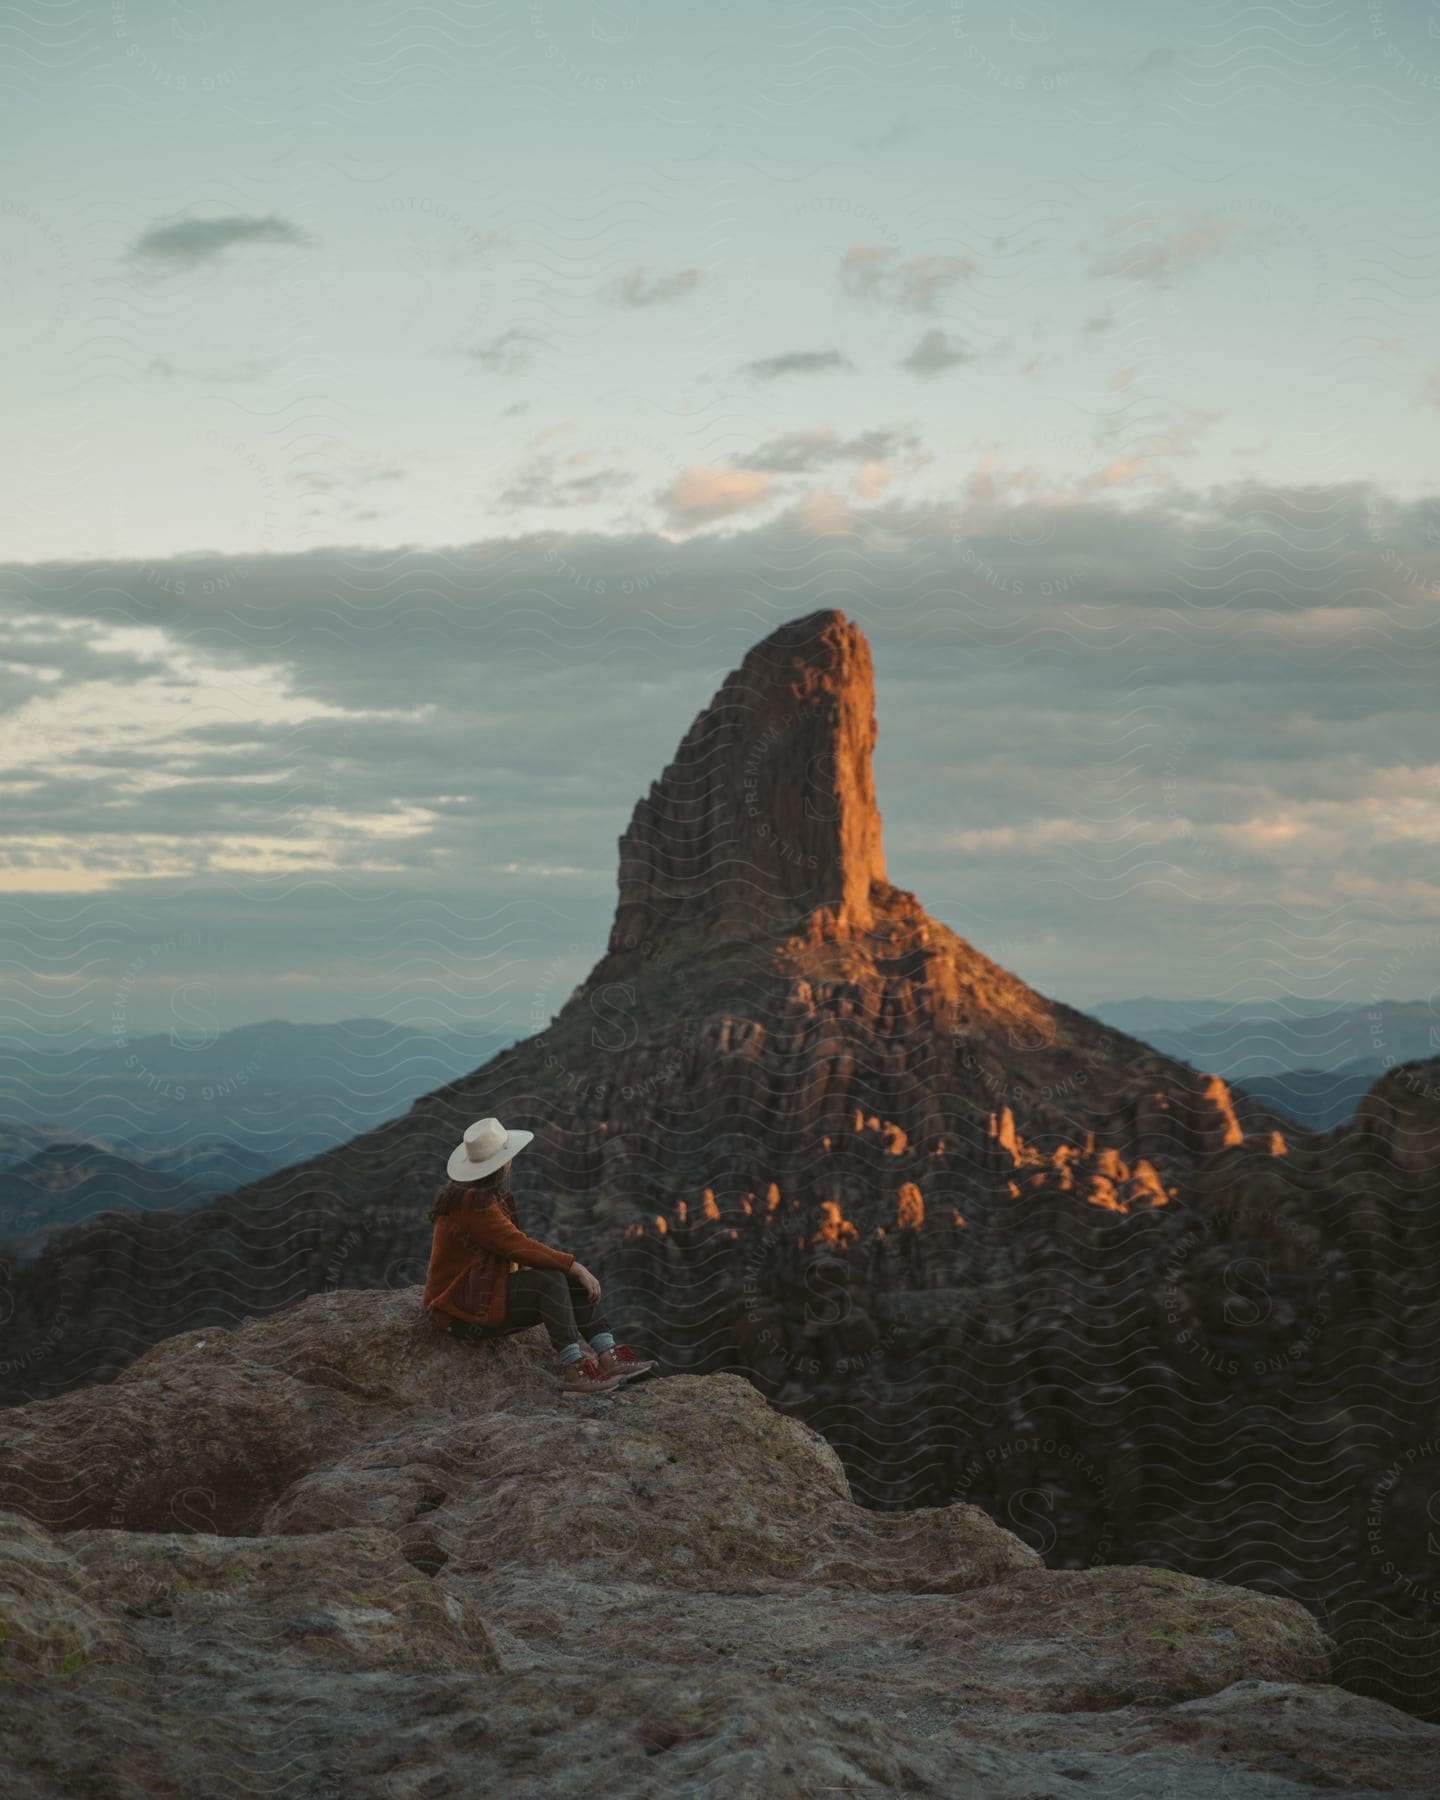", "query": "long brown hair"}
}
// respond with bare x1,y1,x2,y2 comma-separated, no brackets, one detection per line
429,1159,510,1223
